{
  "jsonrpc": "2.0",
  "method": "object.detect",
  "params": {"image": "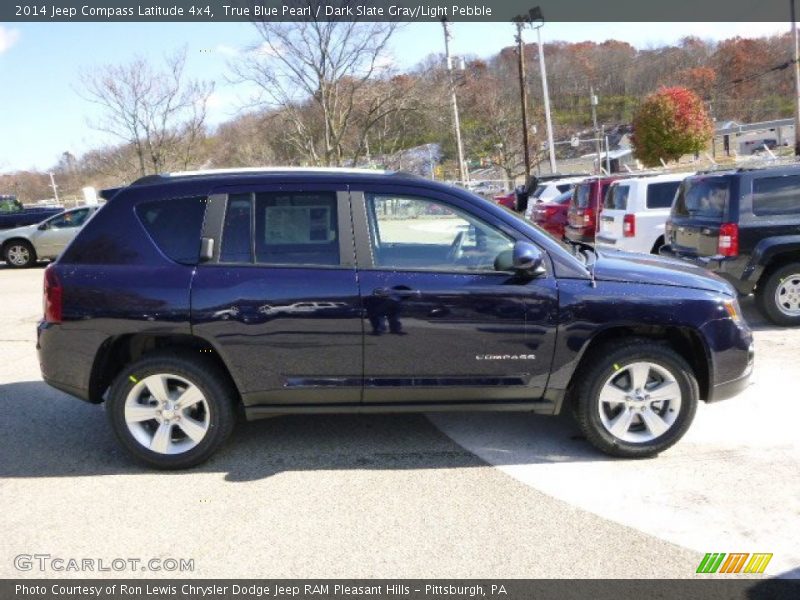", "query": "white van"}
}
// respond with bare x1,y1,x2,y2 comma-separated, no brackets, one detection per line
595,172,691,255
